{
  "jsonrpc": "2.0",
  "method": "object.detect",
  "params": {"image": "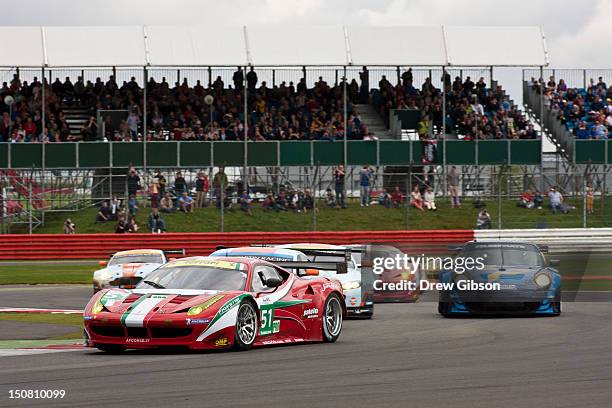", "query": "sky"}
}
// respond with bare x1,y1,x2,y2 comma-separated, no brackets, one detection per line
0,0,610,104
